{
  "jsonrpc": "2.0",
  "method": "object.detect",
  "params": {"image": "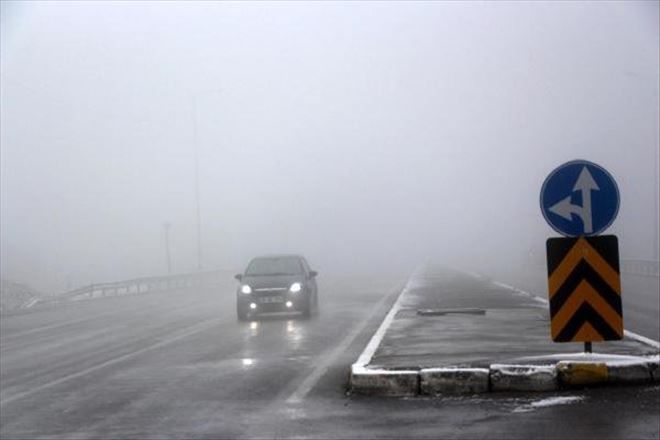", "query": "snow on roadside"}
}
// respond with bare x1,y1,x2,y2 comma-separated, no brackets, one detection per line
513,395,584,413
0,279,44,312
513,352,659,365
